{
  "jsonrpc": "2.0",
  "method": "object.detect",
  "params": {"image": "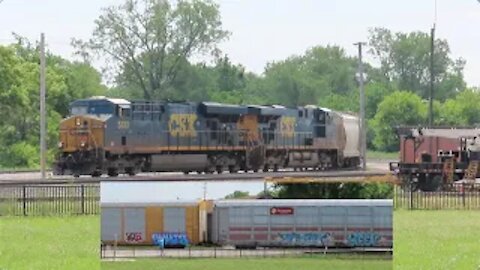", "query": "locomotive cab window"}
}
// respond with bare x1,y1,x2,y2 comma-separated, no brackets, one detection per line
71,106,88,115
117,105,131,119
